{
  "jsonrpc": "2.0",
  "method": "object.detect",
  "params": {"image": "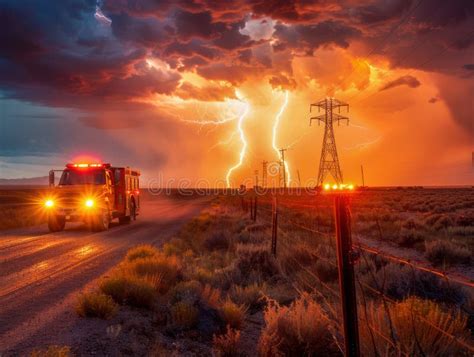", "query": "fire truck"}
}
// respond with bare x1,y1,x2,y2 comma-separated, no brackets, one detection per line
44,163,140,232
